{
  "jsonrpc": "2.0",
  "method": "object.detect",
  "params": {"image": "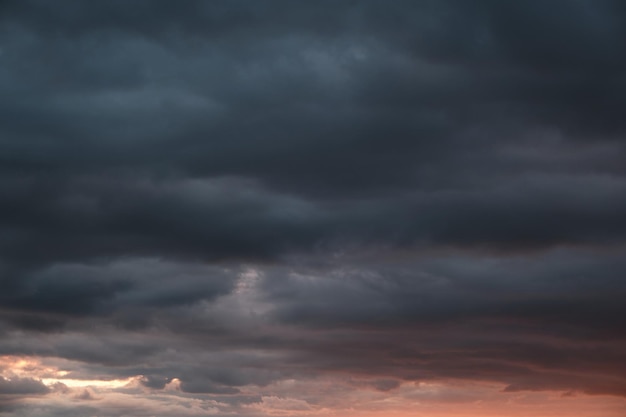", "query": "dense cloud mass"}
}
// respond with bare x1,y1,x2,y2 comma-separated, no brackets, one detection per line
0,1,625,416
